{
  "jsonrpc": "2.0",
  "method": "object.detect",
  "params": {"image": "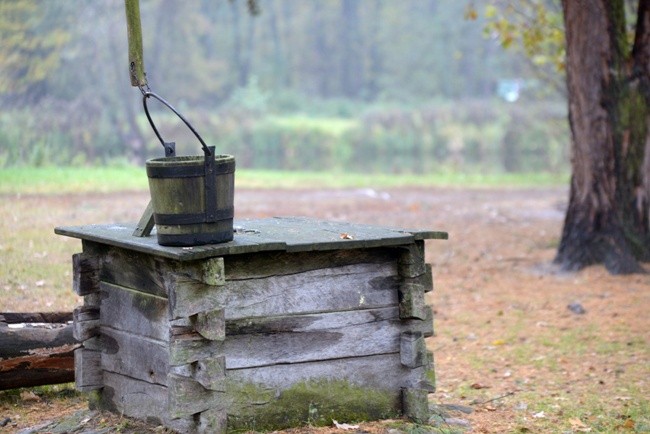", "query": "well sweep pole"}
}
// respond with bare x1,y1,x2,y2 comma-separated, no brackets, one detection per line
124,0,147,87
